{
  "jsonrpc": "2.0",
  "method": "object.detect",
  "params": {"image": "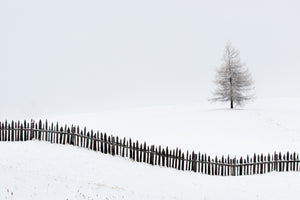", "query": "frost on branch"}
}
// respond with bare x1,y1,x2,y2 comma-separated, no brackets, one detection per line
210,43,255,109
